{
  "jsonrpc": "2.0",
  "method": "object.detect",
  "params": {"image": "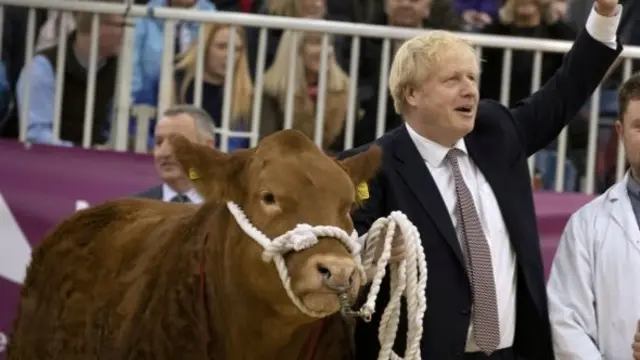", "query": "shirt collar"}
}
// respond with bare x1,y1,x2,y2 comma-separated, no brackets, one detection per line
162,183,204,204
626,171,640,198
405,123,468,167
